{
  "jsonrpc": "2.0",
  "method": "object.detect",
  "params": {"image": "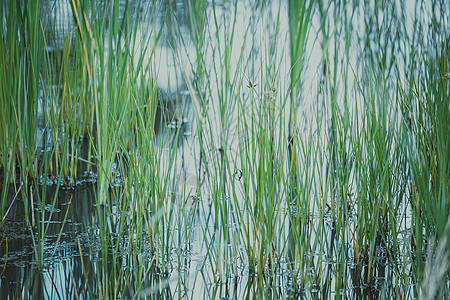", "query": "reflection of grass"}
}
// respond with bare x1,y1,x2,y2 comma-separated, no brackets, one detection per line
0,0,449,298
